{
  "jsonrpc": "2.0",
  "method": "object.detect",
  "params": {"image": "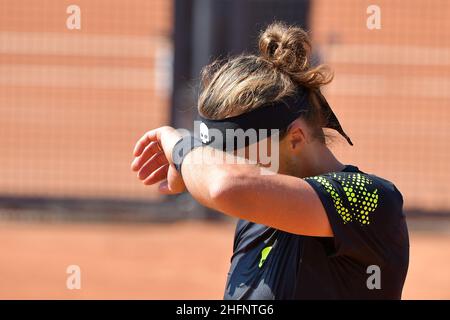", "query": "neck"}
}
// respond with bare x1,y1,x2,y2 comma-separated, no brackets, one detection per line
292,143,345,178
